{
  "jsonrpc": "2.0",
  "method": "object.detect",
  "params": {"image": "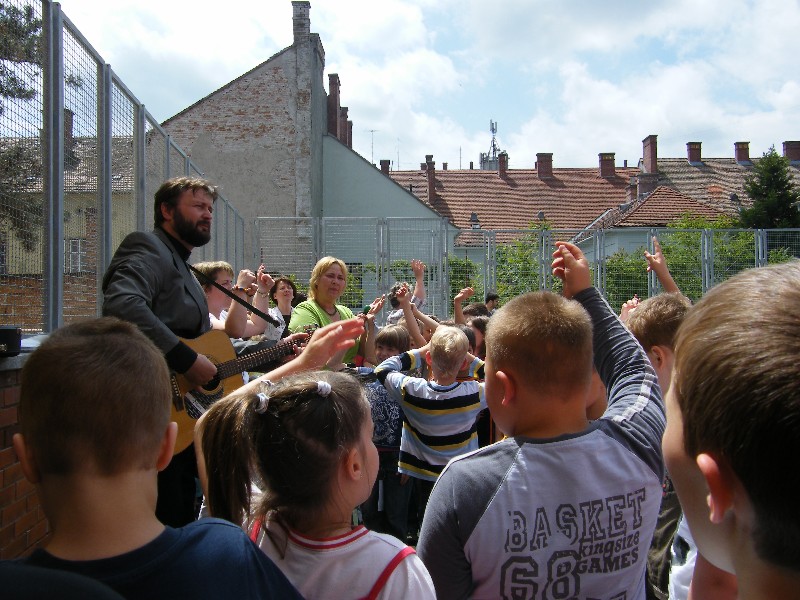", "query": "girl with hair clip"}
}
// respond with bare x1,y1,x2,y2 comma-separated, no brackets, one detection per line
198,370,435,600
